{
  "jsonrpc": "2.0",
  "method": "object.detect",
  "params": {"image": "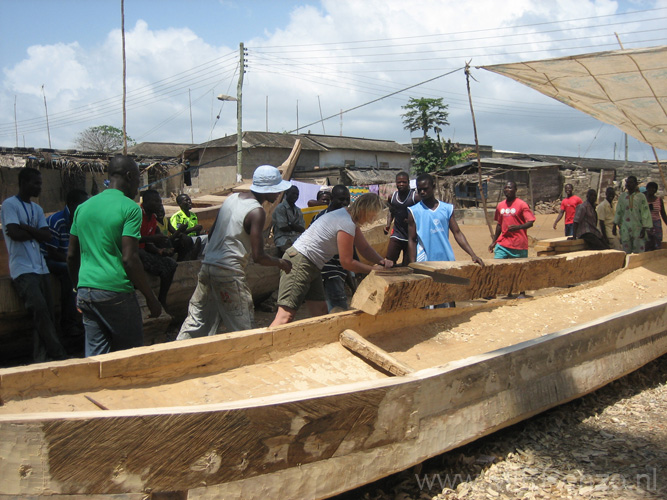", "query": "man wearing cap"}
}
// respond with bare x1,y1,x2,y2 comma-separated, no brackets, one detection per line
177,165,292,338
